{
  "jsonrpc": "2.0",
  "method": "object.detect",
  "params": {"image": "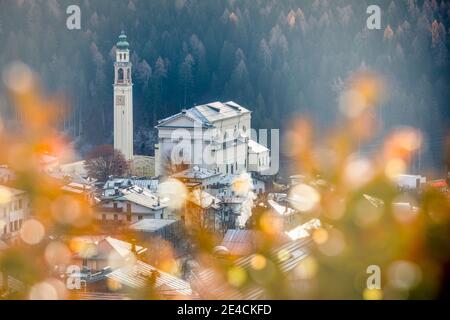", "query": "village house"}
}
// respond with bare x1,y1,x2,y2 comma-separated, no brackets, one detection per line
170,166,222,190
0,166,15,184
128,218,183,244
0,186,30,245
96,184,171,224
184,189,226,233
105,260,196,299
69,236,147,273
